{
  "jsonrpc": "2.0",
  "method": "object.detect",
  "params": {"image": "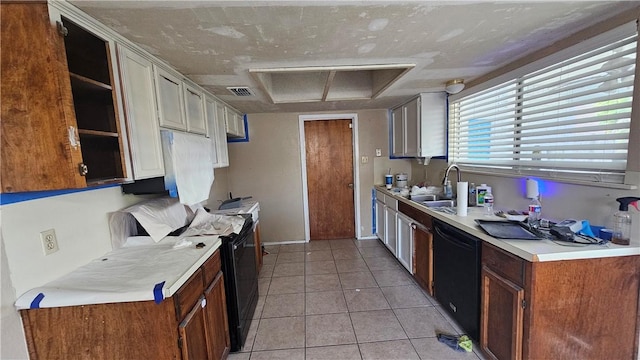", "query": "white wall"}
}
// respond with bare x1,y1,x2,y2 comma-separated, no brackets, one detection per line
0,187,147,358
225,109,390,243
